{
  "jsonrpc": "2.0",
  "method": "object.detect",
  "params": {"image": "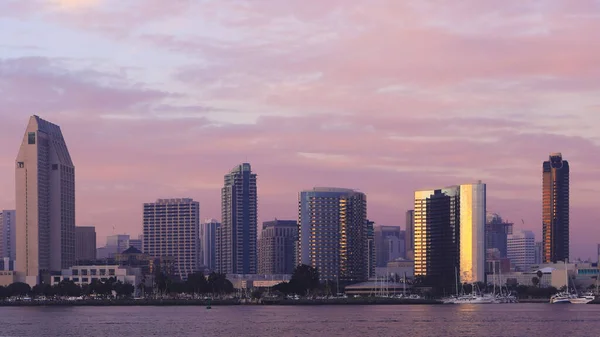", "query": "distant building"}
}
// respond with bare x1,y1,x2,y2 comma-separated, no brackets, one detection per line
298,187,368,282
542,153,569,263
51,265,143,295
375,225,404,267
535,241,543,264
143,198,200,281
485,213,513,258
507,230,536,271
106,235,130,258
258,219,297,275
226,274,292,290
366,220,376,278
16,116,76,286
129,238,142,252
414,182,486,292
75,226,96,262
0,210,16,260
216,163,258,274
405,210,414,260
96,246,109,260
200,219,220,271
